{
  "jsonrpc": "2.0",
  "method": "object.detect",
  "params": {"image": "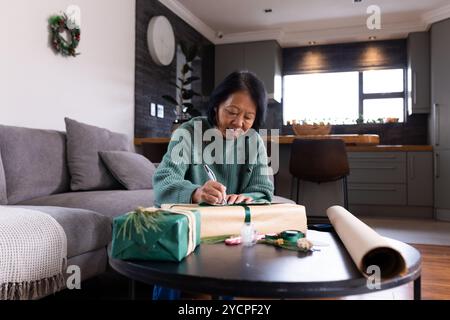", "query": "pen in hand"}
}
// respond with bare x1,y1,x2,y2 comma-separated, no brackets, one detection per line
203,164,227,205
